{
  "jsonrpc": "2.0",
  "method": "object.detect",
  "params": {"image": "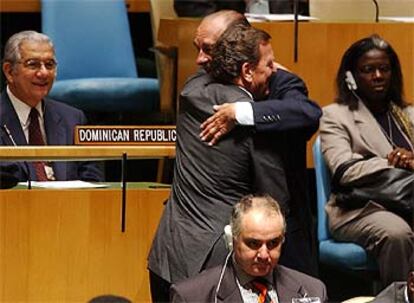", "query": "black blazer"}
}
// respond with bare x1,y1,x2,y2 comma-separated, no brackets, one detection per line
0,90,103,182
